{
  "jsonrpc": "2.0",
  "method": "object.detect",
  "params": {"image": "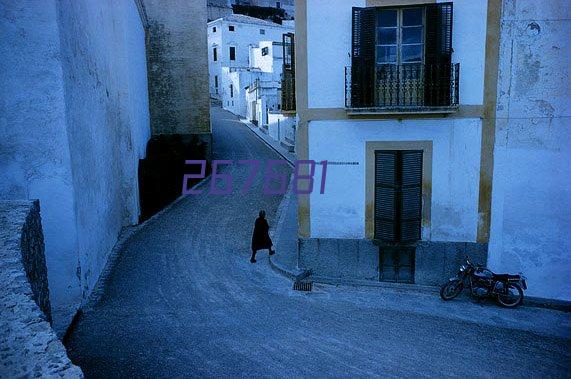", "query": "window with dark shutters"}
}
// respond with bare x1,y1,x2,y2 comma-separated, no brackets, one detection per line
351,7,376,108
350,3,456,109
375,150,423,243
424,3,453,106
